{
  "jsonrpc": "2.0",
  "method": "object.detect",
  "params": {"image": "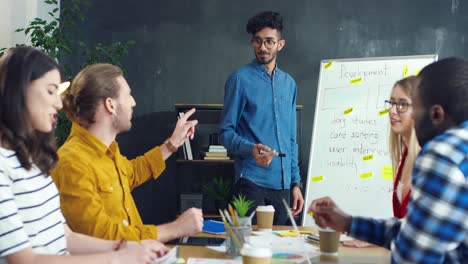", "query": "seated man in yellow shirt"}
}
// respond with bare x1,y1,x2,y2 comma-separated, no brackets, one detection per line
51,63,203,242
